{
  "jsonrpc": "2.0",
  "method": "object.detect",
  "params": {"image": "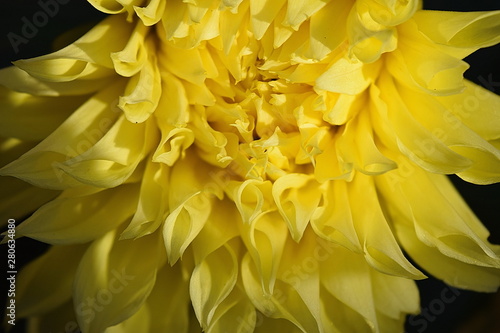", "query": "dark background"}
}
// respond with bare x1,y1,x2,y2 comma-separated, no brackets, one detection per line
0,1,499,333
